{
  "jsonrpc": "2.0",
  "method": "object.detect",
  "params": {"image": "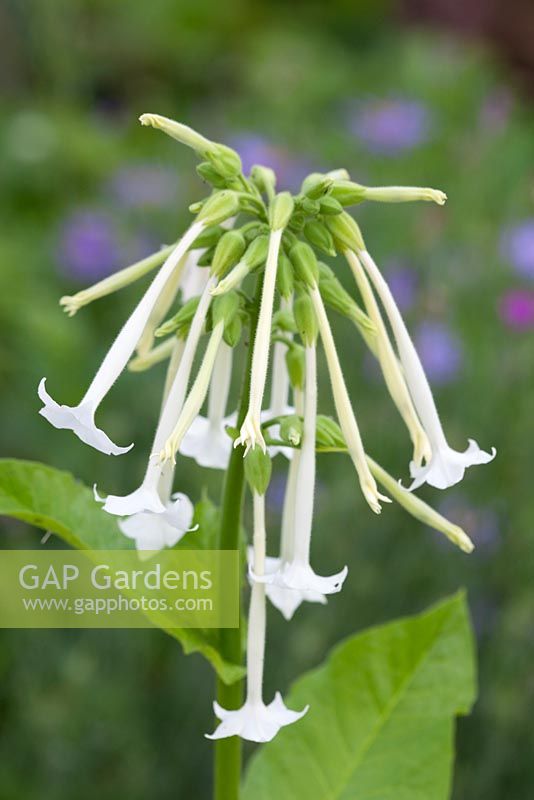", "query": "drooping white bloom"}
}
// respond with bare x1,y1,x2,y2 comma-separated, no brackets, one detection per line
95,277,216,516
345,250,430,467
119,492,195,554
253,345,348,597
235,228,283,455
207,492,308,742
179,341,234,469
39,220,205,455
310,286,389,514
357,249,496,490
